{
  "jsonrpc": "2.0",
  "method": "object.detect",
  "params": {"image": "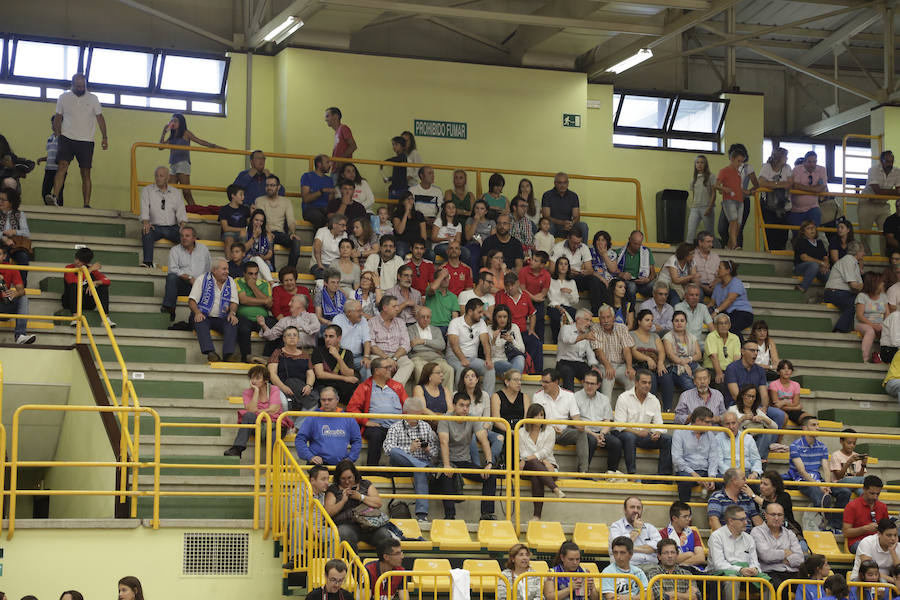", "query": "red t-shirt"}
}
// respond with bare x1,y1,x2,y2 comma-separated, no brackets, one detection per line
660,526,702,553
717,166,743,203
495,290,534,333
843,497,889,547
407,259,435,295
0,265,23,288
63,263,111,286
271,284,314,319
518,266,550,298
365,560,406,600
444,262,473,297
332,124,354,168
